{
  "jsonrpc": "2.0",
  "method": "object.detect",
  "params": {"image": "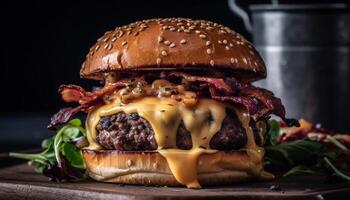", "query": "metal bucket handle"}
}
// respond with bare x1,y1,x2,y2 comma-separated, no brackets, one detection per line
228,0,253,33
228,0,282,33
